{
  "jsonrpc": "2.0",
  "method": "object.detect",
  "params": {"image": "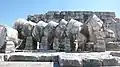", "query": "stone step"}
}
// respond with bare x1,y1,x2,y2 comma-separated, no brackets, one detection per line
0,62,54,67
1,51,120,67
